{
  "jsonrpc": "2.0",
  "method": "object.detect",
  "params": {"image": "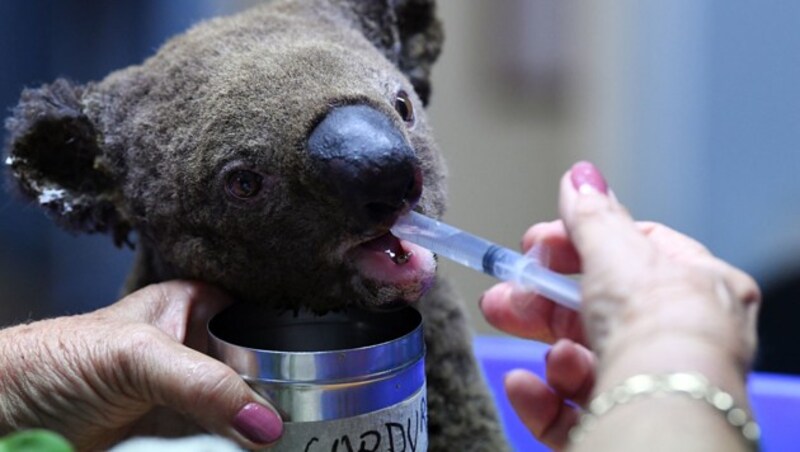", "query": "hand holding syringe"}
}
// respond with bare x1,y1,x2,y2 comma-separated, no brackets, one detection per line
391,211,581,311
